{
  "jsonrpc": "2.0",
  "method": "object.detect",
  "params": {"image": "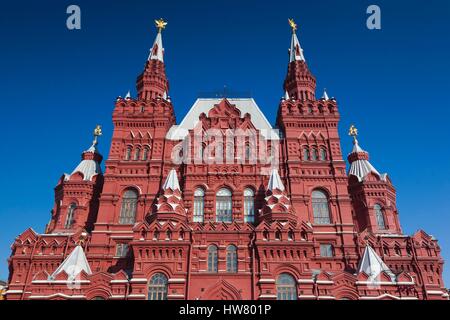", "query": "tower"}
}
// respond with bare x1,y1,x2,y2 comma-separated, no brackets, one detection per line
46,126,104,233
